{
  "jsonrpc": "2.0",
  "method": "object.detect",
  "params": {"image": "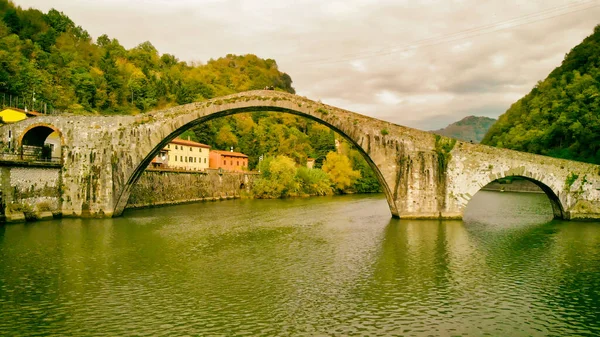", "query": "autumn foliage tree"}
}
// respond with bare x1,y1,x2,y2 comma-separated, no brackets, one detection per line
322,152,361,191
